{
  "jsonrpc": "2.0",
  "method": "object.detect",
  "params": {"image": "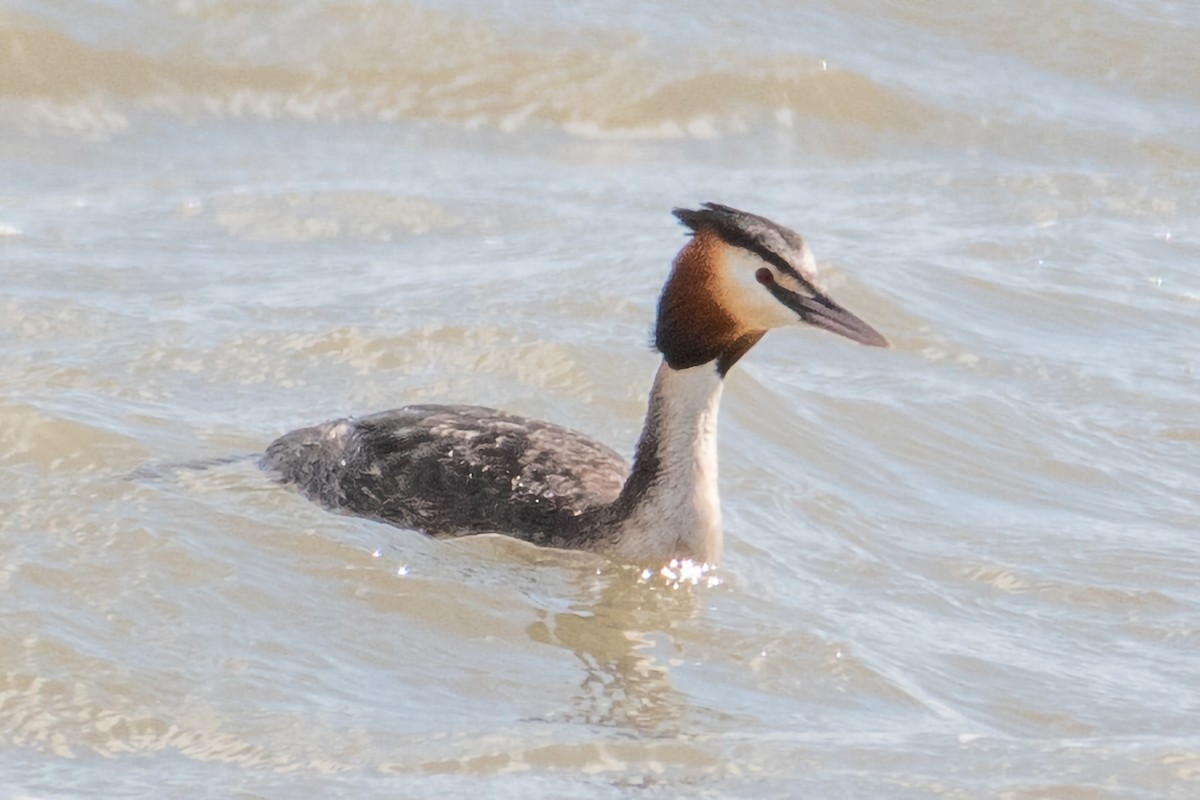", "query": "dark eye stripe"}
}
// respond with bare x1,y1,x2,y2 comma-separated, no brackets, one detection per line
719,228,818,296
769,253,818,296
674,204,819,296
